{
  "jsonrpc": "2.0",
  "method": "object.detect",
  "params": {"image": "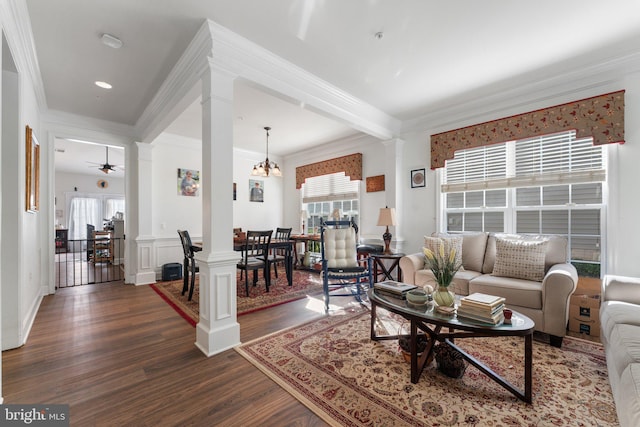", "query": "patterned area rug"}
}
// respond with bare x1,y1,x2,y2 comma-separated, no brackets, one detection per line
150,270,323,326
236,308,618,426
